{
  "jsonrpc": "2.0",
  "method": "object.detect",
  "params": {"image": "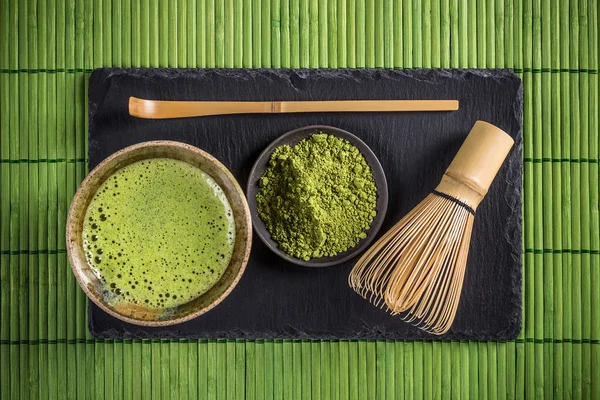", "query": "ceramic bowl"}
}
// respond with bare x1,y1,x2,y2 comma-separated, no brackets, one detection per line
247,125,388,267
67,141,252,326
